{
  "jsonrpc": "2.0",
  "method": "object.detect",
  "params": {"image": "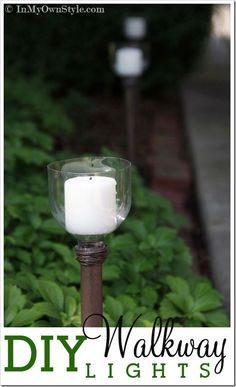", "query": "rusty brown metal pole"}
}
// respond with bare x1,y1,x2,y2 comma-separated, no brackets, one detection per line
124,78,138,164
75,241,107,327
